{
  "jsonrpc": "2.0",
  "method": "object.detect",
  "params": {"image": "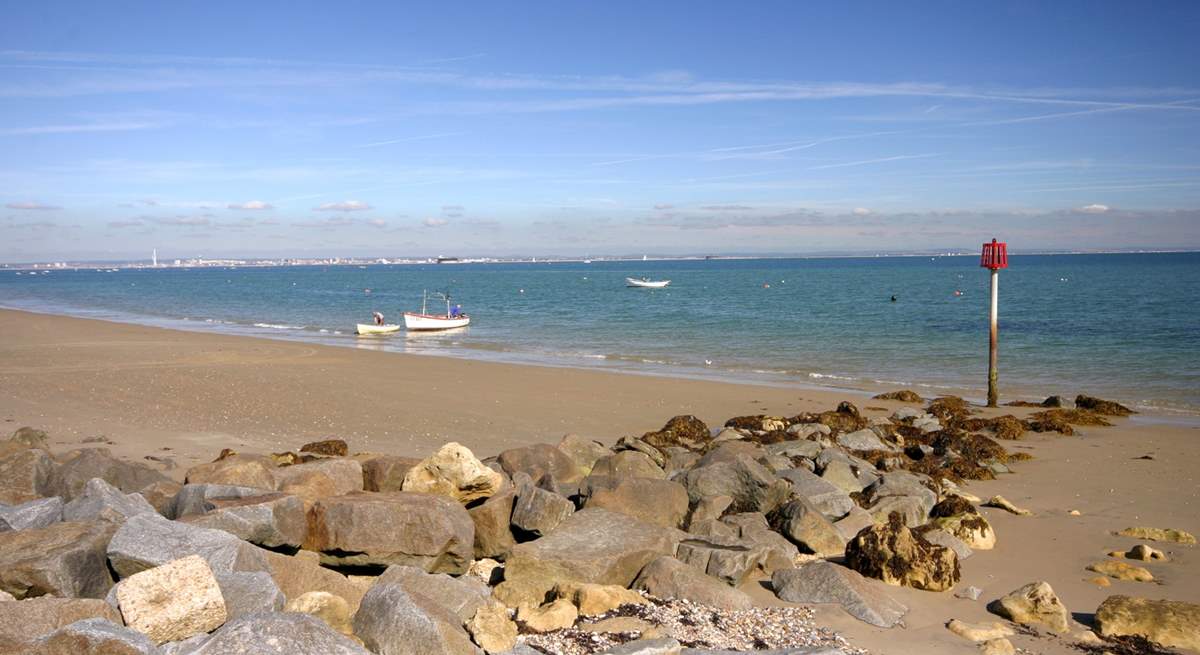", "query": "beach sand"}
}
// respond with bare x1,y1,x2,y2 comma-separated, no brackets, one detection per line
2,307,1197,654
